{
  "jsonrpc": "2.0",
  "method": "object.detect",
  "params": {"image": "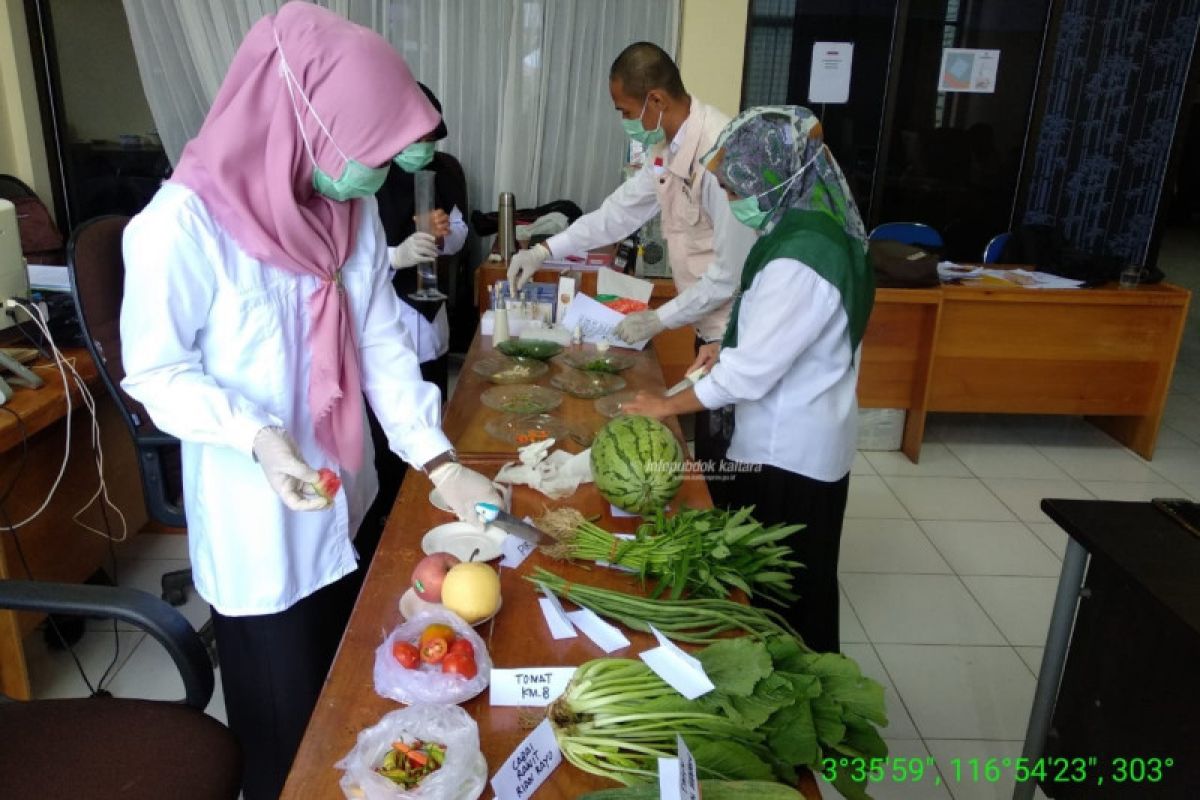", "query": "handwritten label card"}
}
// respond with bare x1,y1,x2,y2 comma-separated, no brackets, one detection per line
499,532,537,568
491,718,563,800
639,625,714,700
658,735,701,800
490,667,576,706
566,607,631,653
538,588,577,640
560,293,651,350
